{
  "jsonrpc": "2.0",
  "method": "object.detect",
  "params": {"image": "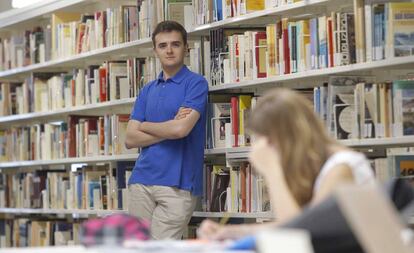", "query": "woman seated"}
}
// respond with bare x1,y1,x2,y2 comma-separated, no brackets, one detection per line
198,88,375,241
